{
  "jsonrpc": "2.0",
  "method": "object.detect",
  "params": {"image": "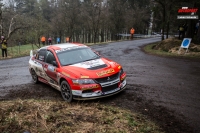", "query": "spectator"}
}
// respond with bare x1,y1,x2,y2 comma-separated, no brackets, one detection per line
66,37,70,43
195,20,200,35
130,28,135,40
178,23,187,40
48,37,52,45
41,36,46,46
197,20,200,43
1,36,7,58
